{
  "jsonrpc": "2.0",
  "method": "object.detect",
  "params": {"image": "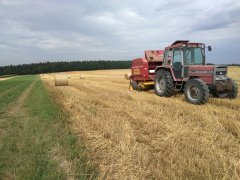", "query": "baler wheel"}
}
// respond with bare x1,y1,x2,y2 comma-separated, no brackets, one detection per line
184,79,209,104
211,78,238,99
154,70,174,97
129,80,140,91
